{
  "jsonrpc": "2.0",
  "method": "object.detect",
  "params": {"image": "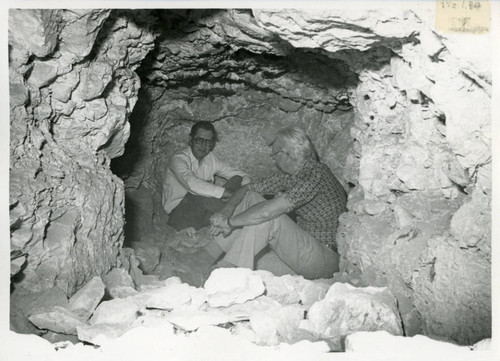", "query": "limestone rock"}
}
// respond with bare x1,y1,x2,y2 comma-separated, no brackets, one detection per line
145,282,207,311
411,235,491,345
68,276,105,320
90,298,145,326
59,9,111,62
41,331,80,345
204,268,266,308
450,189,491,256
9,8,157,299
117,248,164,290
76,323,131,346
307,283,403,351
103,268,137,299
9,9,59,57
250,305,306,346
249,309,281,346
74,61,114,101
10,286,69,335
131,309,175,330
27,60,59,88
337,190,466,336
256,271,301,305
29,306,86,335
163,309,233,332
295,278,333,309
253,9,418,52
215,295,282,320
103,267,135,288
130,240,161,274
10,81,29,107
50,70,79,103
